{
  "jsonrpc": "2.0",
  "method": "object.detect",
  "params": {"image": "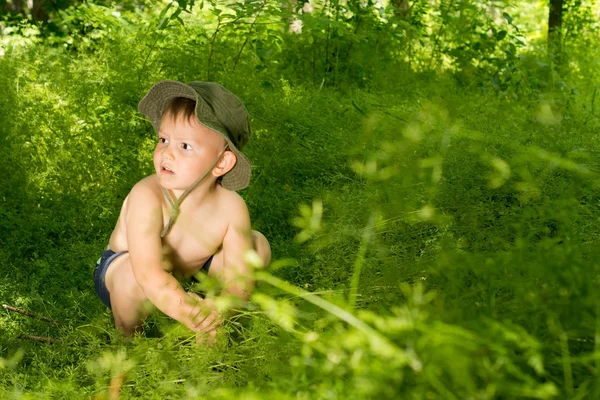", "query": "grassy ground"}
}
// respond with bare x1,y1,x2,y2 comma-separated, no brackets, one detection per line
1,10,600,399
